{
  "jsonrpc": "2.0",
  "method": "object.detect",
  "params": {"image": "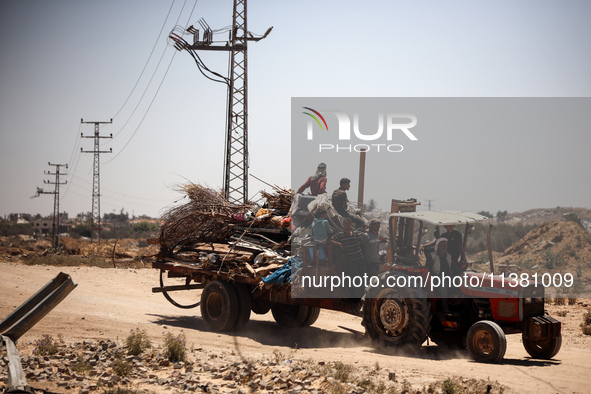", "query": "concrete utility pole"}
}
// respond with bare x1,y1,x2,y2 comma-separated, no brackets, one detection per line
169,0,272,204
81,119,112,244
33,162,68,248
